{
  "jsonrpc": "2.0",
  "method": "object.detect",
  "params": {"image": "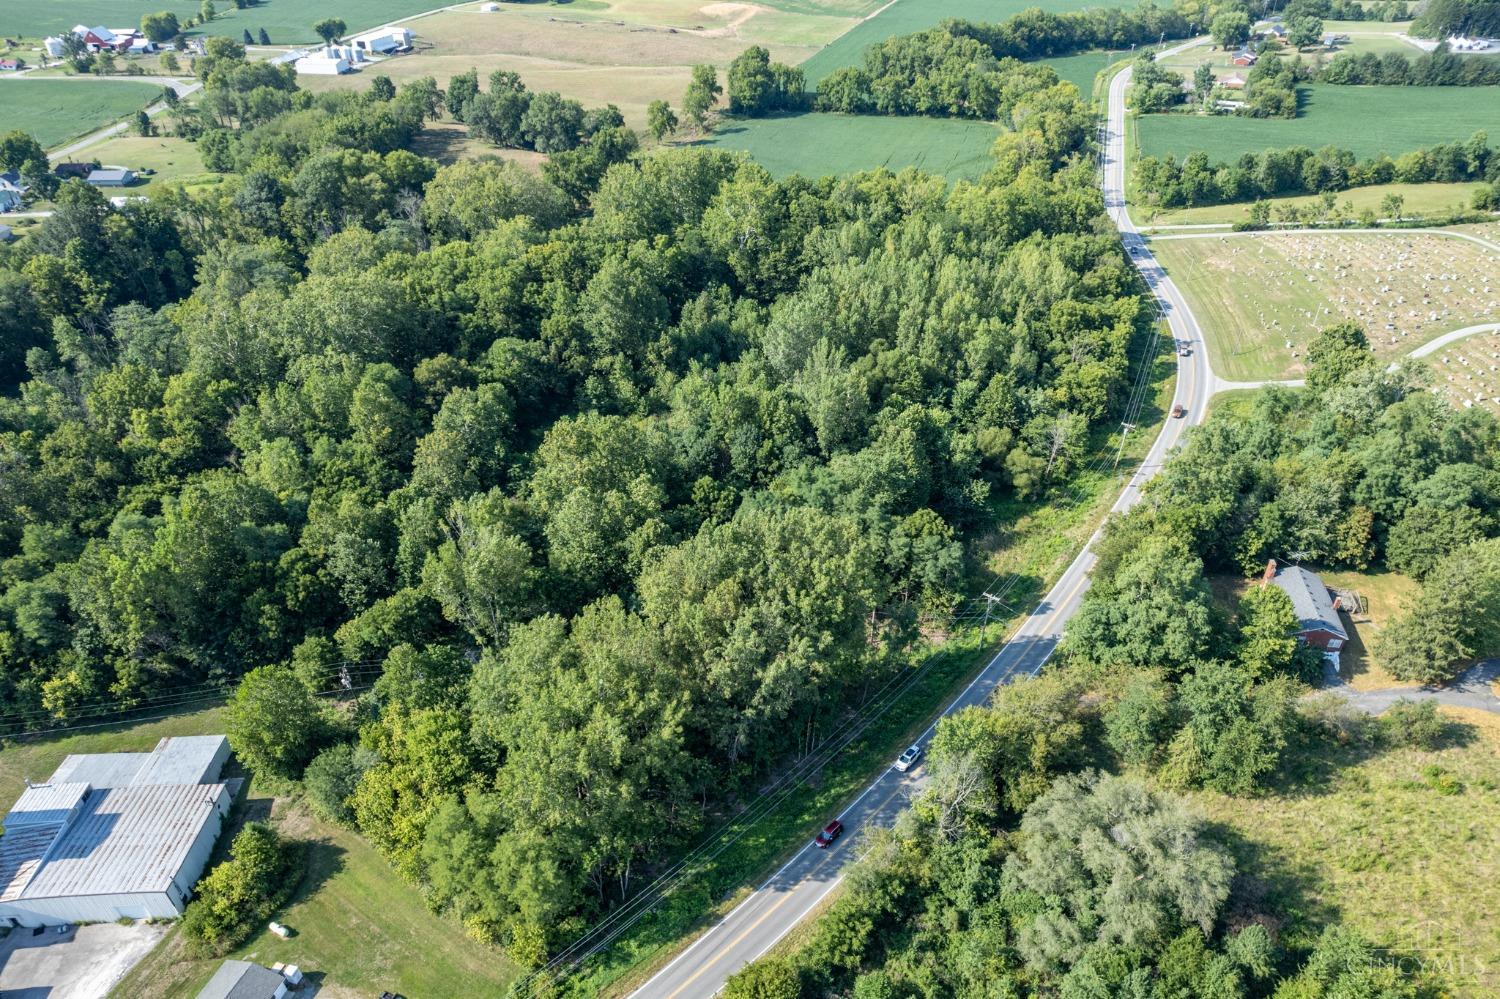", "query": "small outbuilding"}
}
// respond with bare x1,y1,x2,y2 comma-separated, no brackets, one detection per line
85,167,136,187
196,960,290,999
349,26,414,54
43,36,67,58
1264,560,1348,651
